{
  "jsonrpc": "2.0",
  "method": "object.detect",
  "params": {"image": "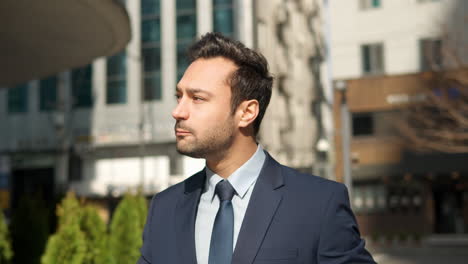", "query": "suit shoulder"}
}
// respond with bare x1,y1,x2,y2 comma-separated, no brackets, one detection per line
280,164,346,192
